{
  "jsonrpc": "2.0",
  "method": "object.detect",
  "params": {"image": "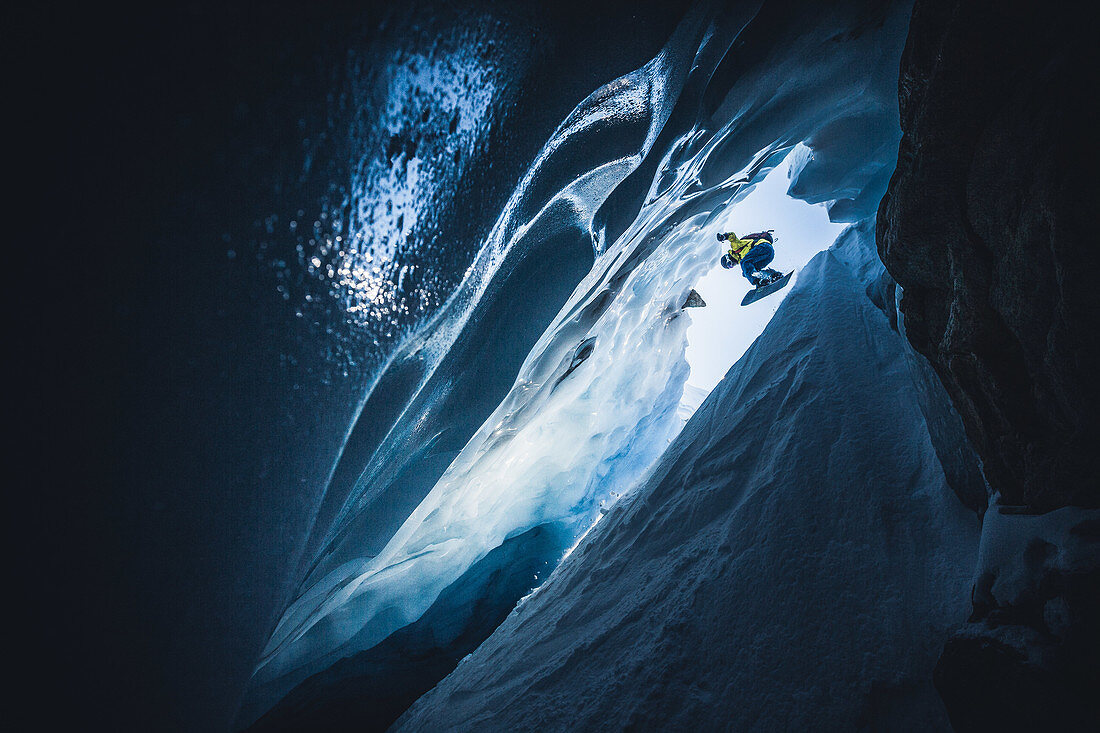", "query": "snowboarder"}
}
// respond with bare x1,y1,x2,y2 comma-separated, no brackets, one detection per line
717,230,782,287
